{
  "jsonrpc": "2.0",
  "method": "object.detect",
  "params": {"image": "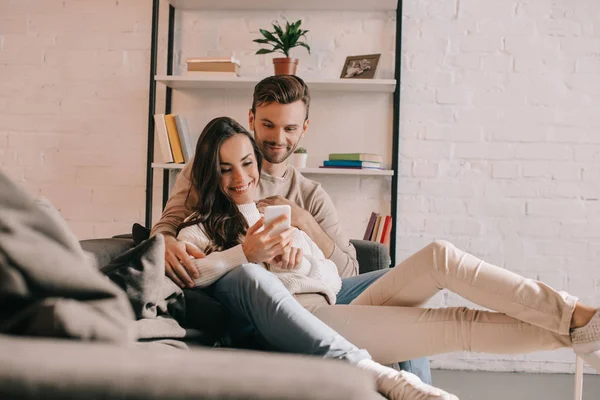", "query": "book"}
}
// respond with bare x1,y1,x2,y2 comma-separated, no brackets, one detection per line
328,153,384,163
186,56,241,65
184,71,240,77
370,215,382,242
153,114,173,163
174,115,194,163
187,63,240,74
164,114,185,164
363,212,379,241
380,215,391,244
382,216,392,248
375,214,387,243
319,166,382,170
323,160,381,168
